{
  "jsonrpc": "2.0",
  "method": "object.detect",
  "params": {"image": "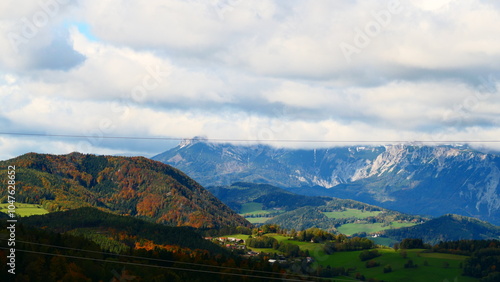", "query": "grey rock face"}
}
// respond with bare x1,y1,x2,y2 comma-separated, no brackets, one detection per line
153,140,500,224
